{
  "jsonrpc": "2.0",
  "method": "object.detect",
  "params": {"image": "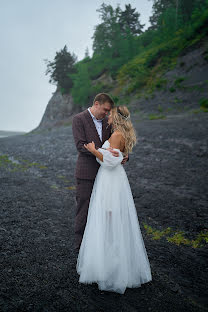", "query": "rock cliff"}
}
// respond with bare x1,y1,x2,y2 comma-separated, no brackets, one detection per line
33,87,75,131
